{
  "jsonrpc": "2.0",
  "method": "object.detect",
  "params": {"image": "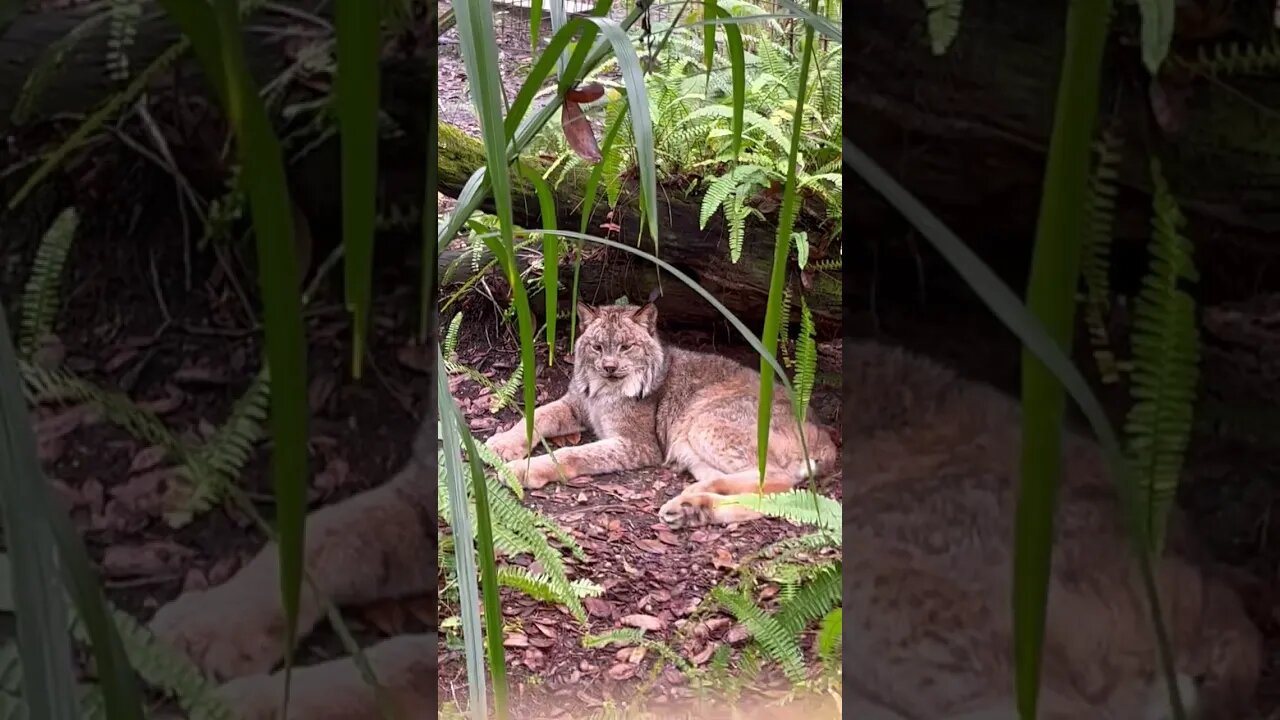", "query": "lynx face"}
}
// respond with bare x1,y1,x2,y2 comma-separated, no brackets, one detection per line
573,302,668,399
